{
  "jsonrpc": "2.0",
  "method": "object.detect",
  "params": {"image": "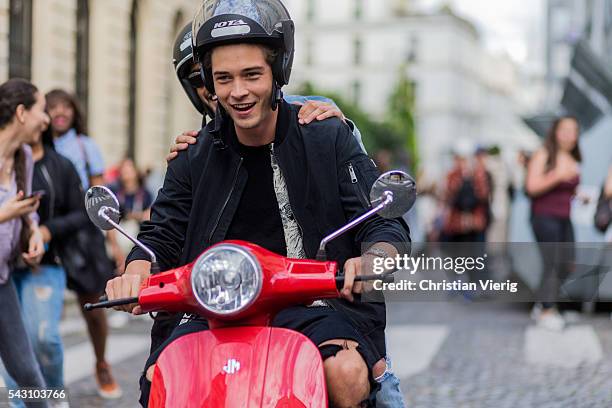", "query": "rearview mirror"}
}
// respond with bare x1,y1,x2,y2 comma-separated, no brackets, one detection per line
370,170,416,219
316,169,417,260
84,185,160,271
84,185,121,231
